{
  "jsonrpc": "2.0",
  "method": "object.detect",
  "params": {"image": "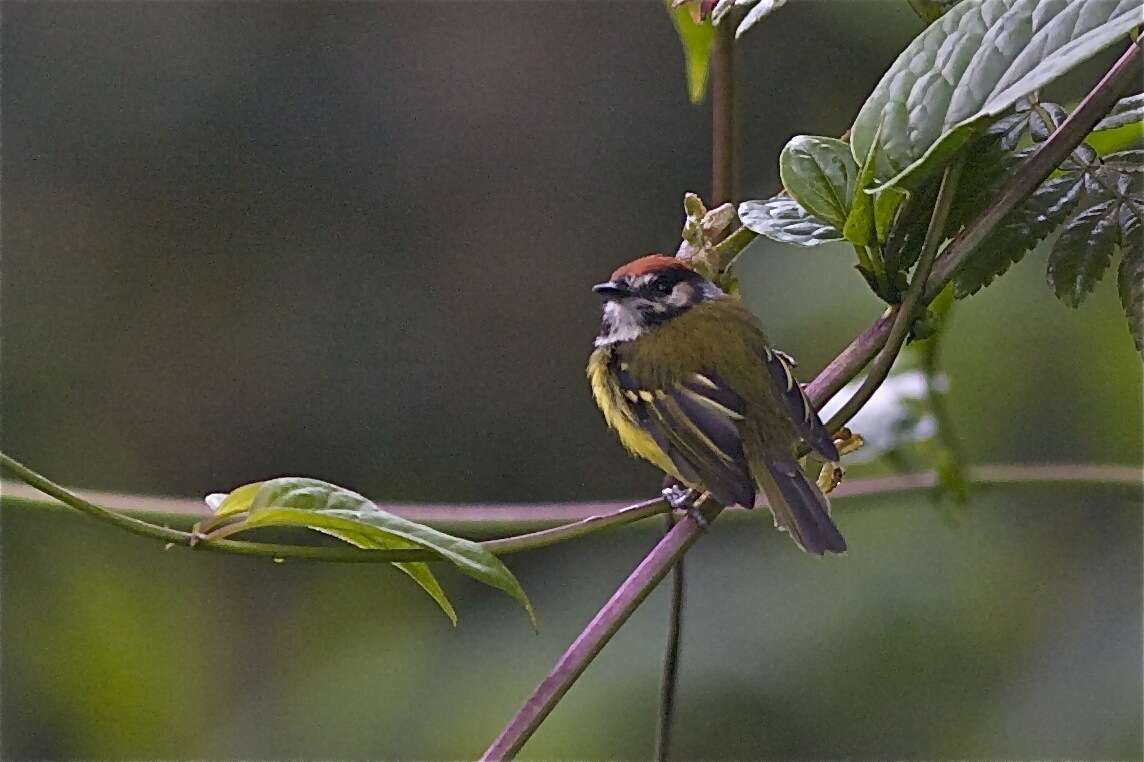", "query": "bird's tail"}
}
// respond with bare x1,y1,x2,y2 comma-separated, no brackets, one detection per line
756,456,846,555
